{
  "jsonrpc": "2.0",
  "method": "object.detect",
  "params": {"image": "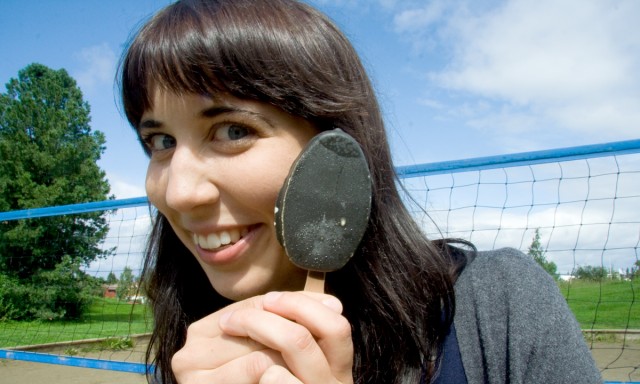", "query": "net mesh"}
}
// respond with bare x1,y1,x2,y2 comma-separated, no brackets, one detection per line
1,150,639,382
